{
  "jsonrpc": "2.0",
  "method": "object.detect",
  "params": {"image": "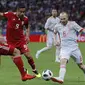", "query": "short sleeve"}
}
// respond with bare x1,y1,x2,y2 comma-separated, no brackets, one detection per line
24,17,28,25
3,12,12,19
73,21,83,32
